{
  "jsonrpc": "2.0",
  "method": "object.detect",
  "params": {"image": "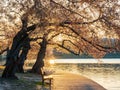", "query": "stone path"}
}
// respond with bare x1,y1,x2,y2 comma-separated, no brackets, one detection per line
51,72,106,90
